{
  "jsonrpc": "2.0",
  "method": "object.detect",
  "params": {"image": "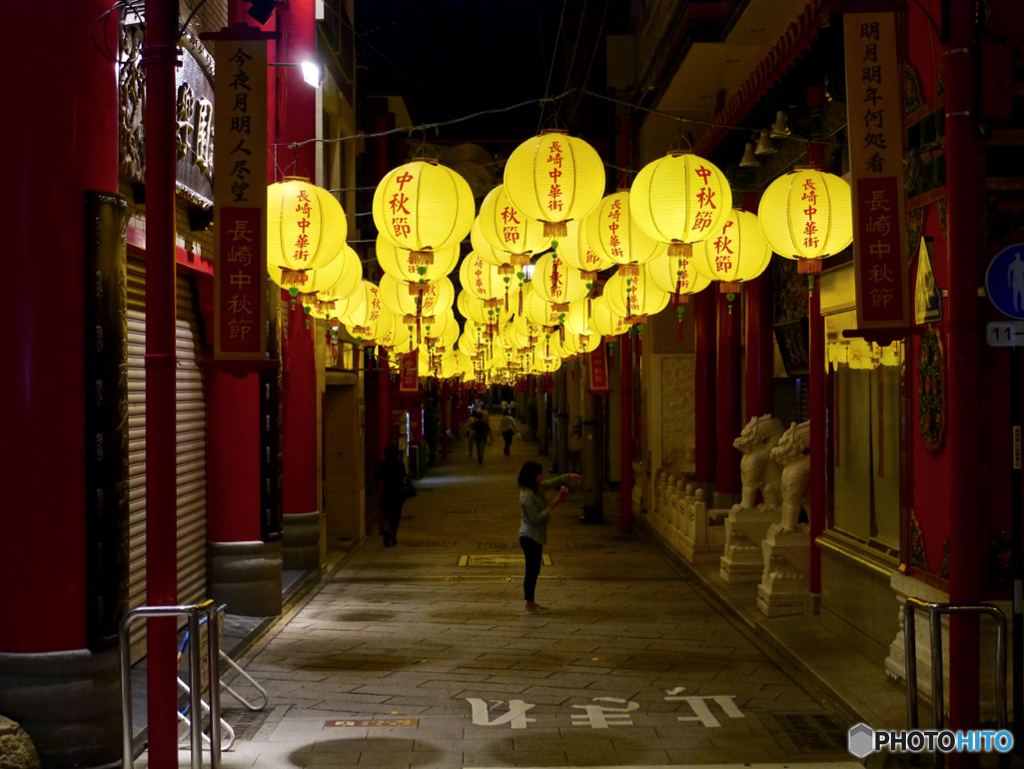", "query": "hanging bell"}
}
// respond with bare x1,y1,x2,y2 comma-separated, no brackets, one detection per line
754,131,777,156
769,110,791,139
739,142,760,168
